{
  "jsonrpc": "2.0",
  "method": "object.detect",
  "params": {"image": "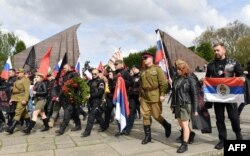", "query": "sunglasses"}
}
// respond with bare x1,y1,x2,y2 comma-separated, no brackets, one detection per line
114,63,118,66
92,73,98,75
